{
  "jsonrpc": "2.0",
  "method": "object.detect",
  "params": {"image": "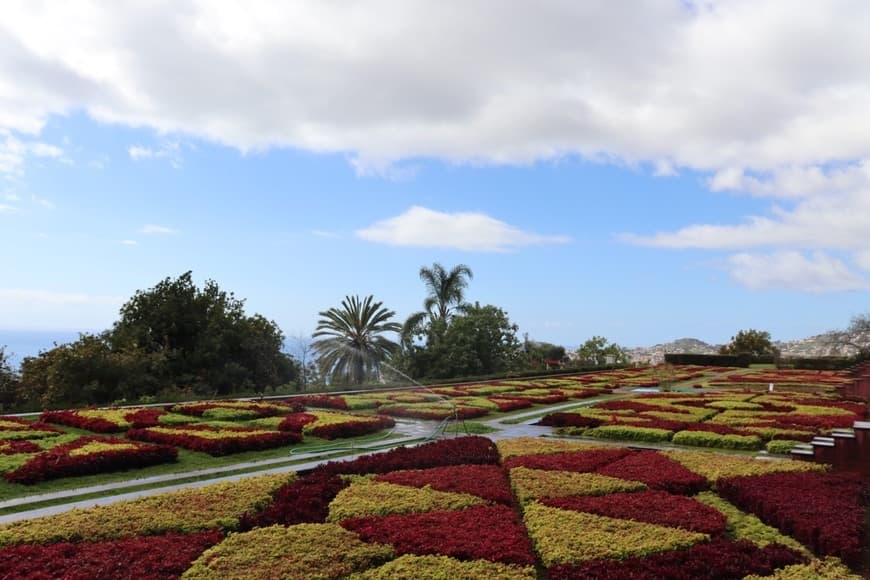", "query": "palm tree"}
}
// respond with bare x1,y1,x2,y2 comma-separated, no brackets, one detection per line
312,295,401,385
419,263,473,323
401,263,473,347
